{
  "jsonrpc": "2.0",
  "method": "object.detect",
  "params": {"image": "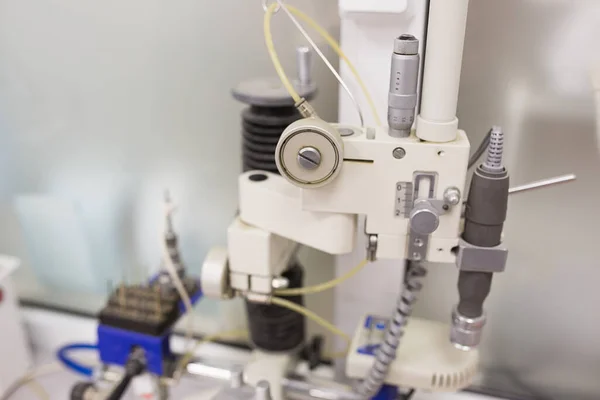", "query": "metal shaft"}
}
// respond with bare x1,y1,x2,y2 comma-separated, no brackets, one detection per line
296,46,312,86
509,174,576,195
185,361,361,400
